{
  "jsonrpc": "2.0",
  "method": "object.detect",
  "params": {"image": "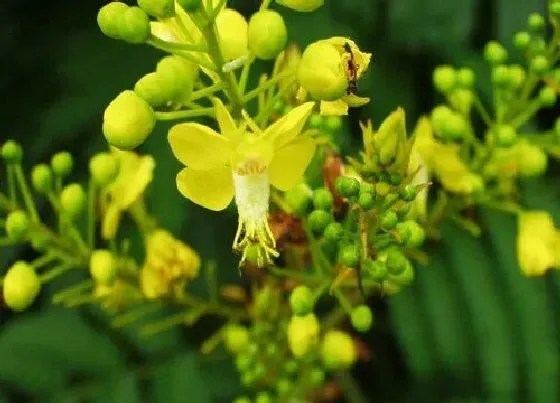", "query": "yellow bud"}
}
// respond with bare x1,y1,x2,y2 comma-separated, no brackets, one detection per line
515,142,547,177
248,10,288,60
140,265,168,299
216,9,248,62
320,330,357,370
276,0,324,12
2,261,41,312
89,249,118,285
287,314,320,357
298,42,347,101
517,211,558,276
375,108,407,166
